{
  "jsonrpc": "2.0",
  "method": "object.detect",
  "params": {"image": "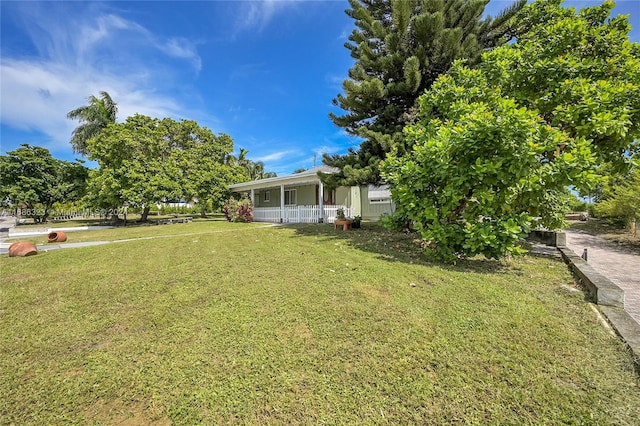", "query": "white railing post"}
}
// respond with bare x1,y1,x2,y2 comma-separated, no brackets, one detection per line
319,182,324,223
280,185,285,223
